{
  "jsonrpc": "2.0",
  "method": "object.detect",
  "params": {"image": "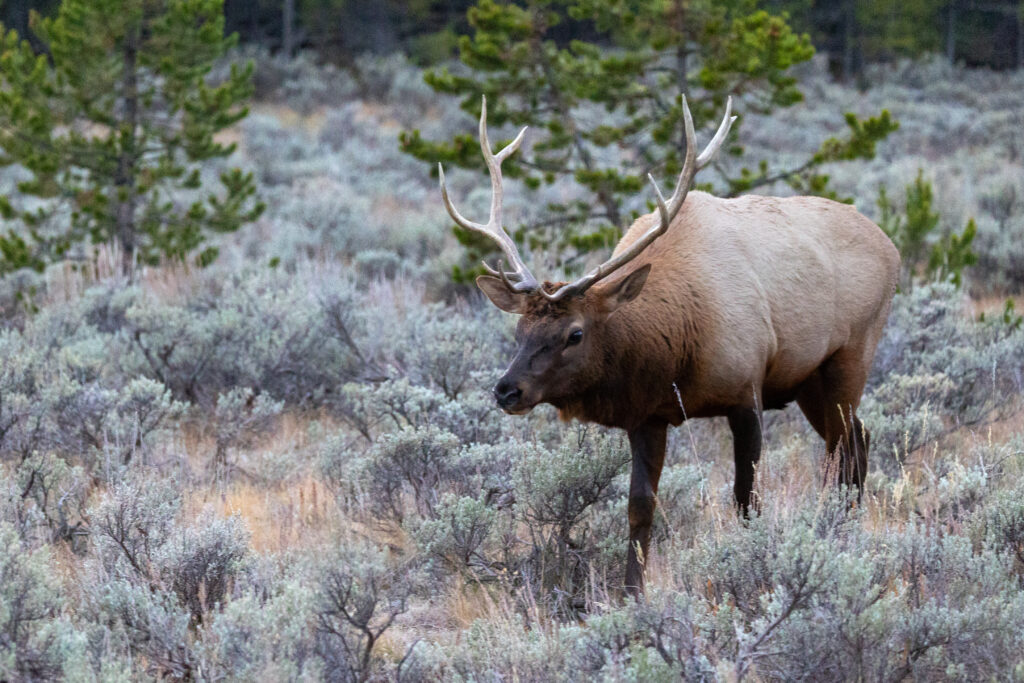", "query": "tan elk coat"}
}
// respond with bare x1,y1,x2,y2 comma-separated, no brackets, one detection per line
439,95,900,593
587,191,900,425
